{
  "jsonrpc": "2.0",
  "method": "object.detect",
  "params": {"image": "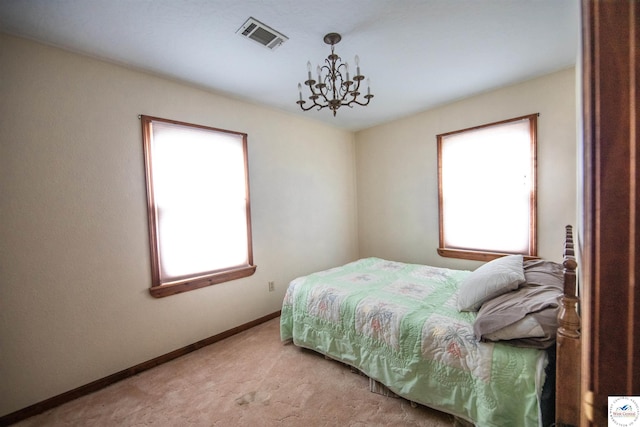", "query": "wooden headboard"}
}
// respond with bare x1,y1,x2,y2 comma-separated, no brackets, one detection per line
555,225,581,426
